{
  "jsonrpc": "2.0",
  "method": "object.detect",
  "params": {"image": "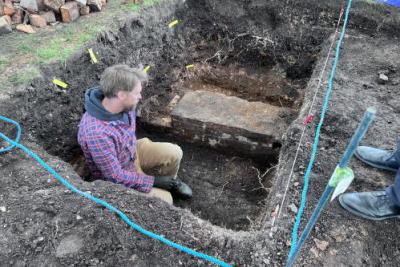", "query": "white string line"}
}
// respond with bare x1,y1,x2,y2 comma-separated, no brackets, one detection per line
268,6,345,229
